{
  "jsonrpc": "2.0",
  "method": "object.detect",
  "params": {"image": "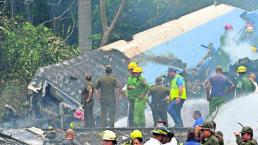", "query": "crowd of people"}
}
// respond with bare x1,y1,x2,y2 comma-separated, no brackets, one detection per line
60,23,258,145
79,60,257,129
61,120,257,145
80,61,189,128
67,59,258,145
